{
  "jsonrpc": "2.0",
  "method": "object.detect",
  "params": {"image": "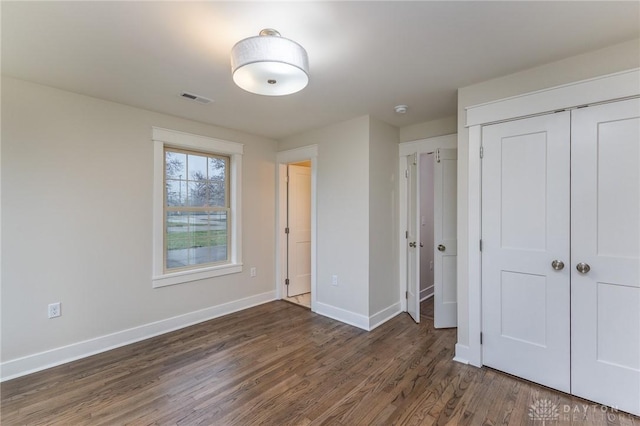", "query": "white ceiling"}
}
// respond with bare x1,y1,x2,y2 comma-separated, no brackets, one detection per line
2,1,639,140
